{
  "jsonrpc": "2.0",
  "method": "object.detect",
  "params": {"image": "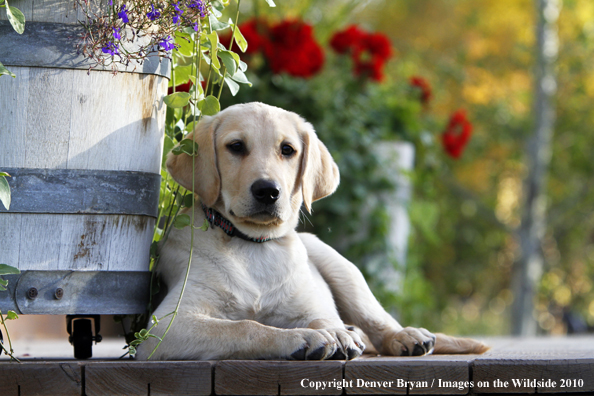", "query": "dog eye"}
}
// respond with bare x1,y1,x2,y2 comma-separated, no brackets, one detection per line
281,144,295,157
227,141,245,154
